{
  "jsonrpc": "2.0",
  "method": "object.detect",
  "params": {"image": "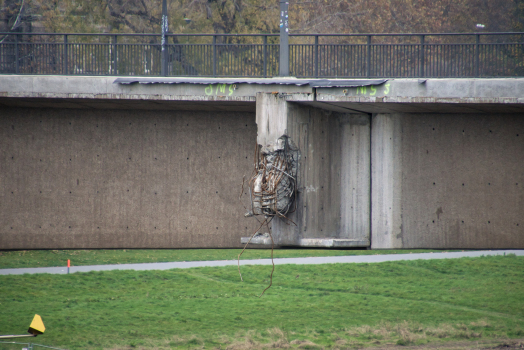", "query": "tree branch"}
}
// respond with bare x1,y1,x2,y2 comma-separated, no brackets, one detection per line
0,0,25,44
